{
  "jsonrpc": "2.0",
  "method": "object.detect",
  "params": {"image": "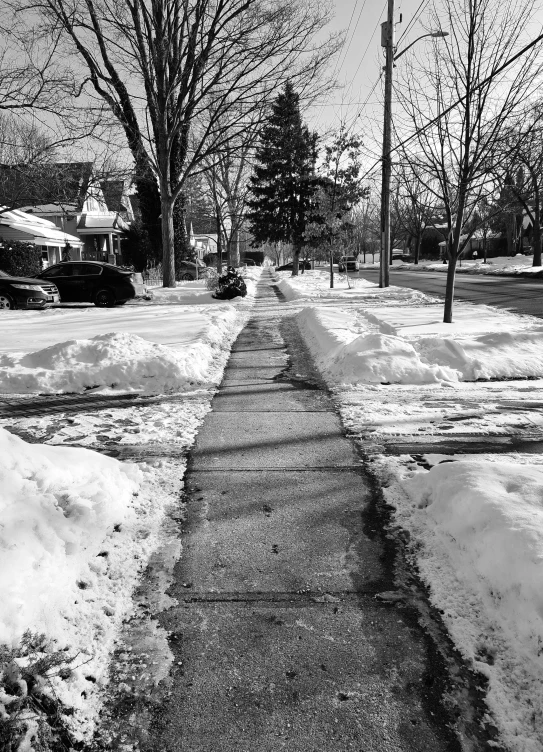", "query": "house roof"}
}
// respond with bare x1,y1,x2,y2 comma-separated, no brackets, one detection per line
77,213,128,234
9,223,83,247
